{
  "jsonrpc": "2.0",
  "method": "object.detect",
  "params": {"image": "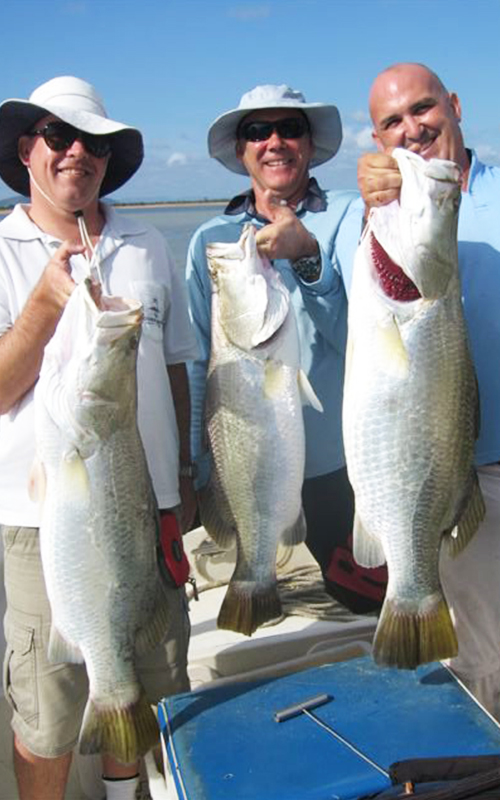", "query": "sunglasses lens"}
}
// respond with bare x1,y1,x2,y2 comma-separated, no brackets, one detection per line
277,118,308,138
43,123,75,151
241,122,273,142
39,123,111,158
240,117,308,142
